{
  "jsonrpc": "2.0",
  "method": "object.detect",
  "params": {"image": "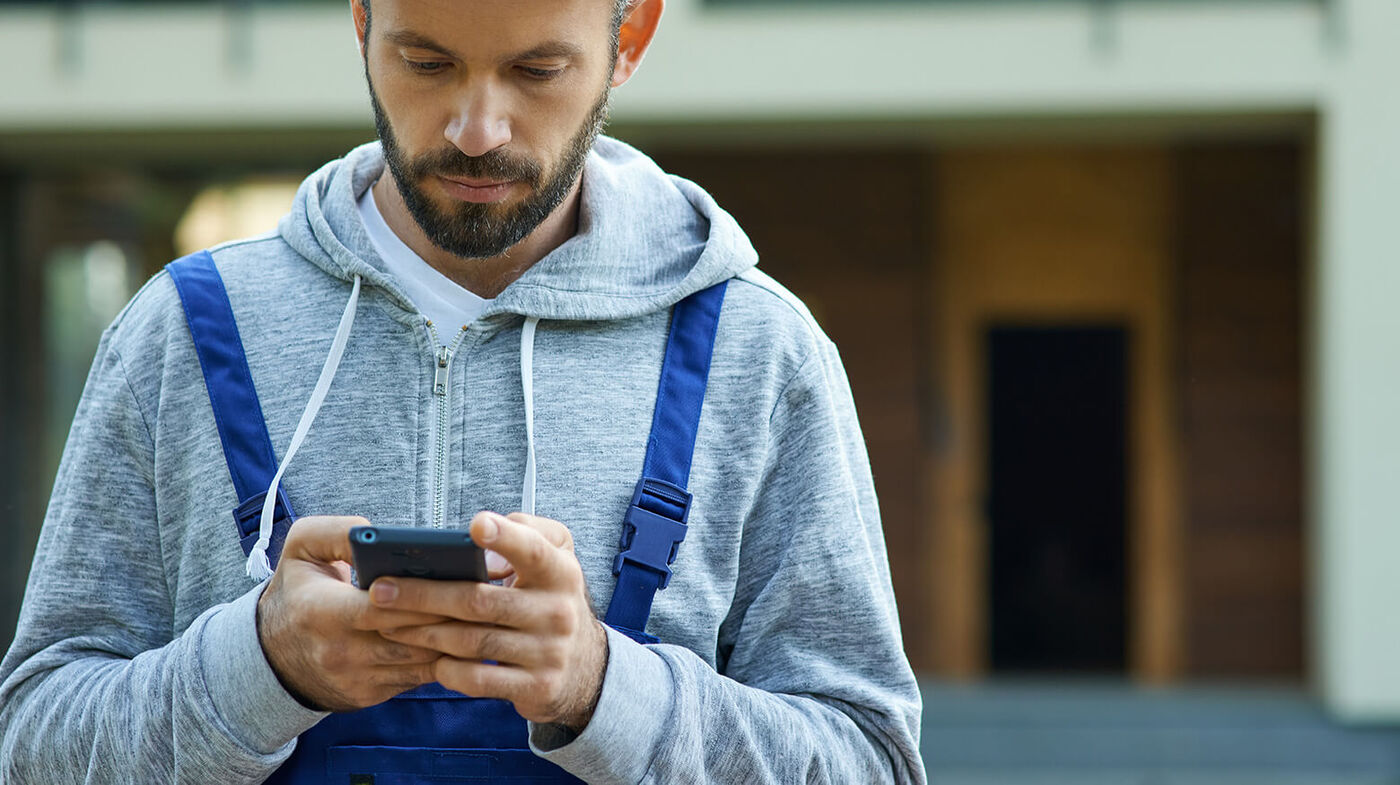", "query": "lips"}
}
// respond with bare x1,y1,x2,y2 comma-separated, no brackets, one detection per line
437,175,518,204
